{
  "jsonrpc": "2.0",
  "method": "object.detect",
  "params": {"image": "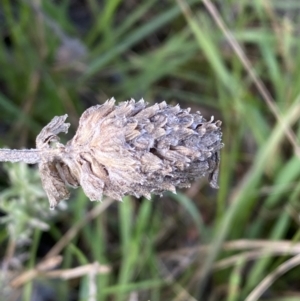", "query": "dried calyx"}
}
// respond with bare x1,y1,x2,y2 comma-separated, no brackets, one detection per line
0,99,224,209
